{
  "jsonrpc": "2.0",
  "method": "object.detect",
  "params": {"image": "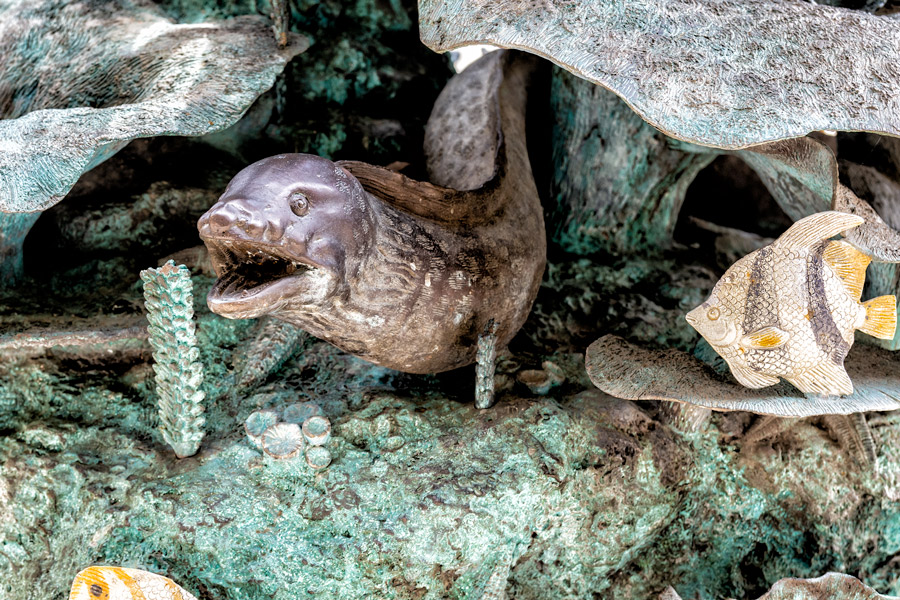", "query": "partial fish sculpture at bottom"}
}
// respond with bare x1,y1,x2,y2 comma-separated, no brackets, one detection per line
69,566,198,600
687,211,897,396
